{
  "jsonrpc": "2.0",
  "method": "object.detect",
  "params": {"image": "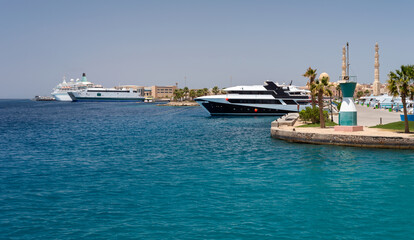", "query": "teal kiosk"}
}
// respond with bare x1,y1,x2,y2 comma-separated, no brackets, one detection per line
335,79,363,132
